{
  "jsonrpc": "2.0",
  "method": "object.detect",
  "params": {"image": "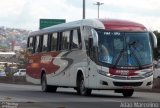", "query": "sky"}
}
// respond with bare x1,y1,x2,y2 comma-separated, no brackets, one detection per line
0,0,160,31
